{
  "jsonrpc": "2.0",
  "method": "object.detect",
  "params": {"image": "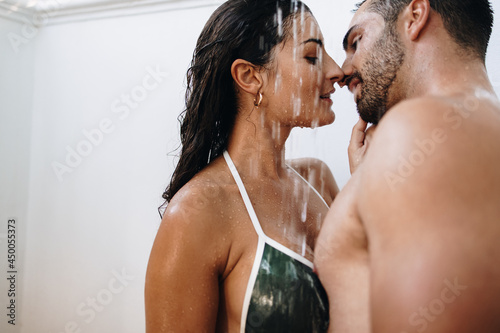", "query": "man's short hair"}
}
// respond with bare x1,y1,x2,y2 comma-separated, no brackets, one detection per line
356,0,494,62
